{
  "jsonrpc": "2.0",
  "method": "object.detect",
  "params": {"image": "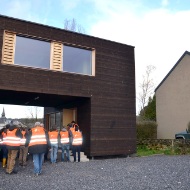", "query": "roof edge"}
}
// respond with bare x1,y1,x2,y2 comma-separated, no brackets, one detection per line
0,14,135,48
155,51,190,92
